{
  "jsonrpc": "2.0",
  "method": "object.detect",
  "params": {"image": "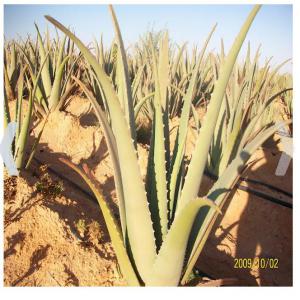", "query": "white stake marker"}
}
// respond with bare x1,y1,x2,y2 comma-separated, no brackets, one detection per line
0,122,19,176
